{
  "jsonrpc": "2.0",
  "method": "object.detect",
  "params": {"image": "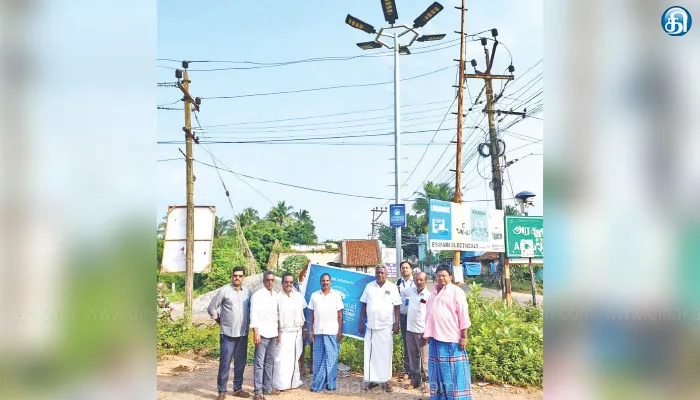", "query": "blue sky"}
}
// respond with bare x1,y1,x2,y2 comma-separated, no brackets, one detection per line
157,0,543,241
